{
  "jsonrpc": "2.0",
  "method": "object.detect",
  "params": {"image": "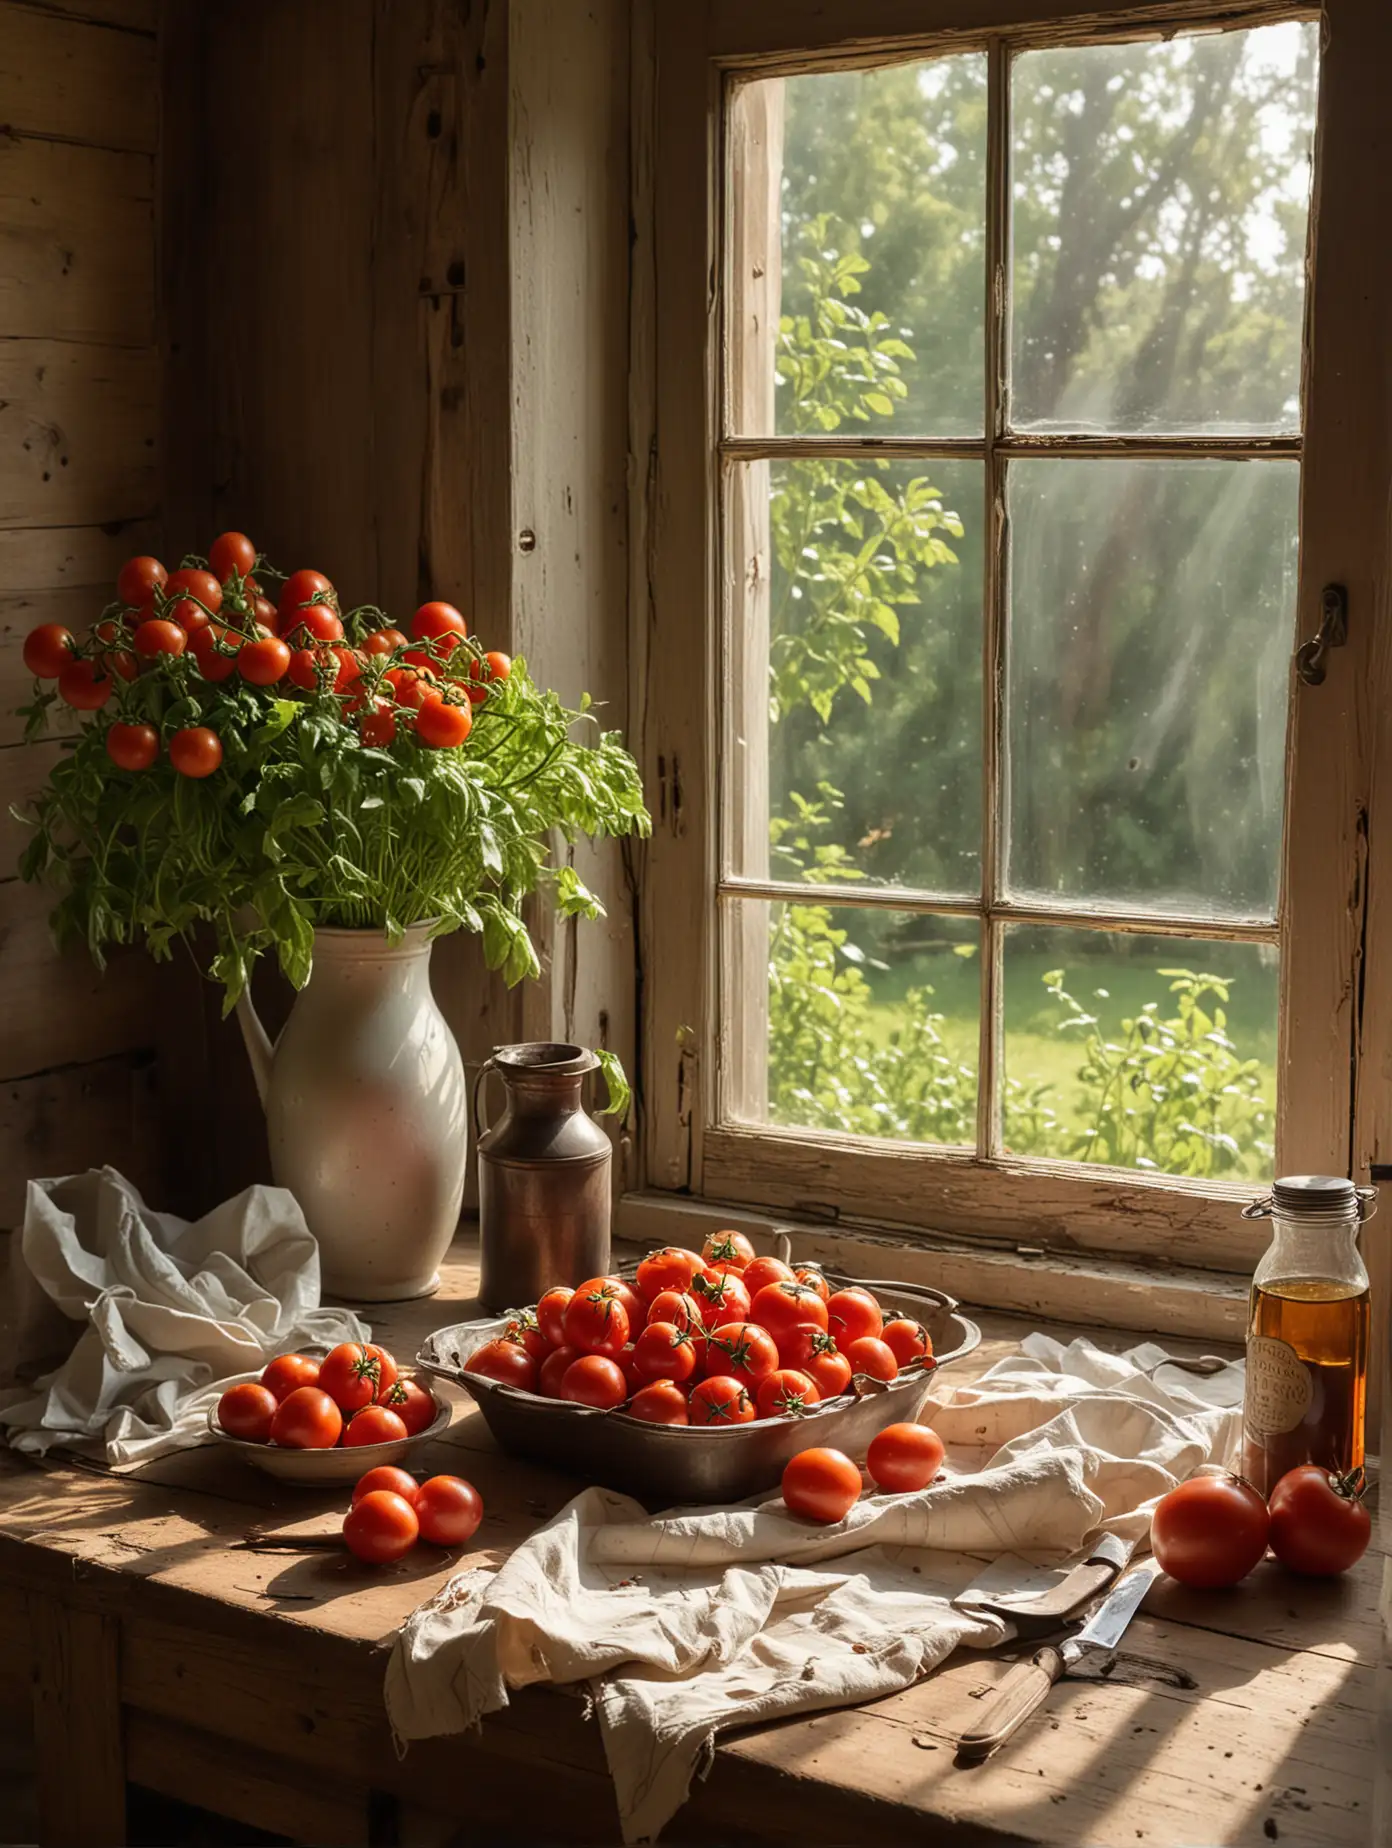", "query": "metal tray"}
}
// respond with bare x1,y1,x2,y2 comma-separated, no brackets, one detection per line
417,1267,980,1508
